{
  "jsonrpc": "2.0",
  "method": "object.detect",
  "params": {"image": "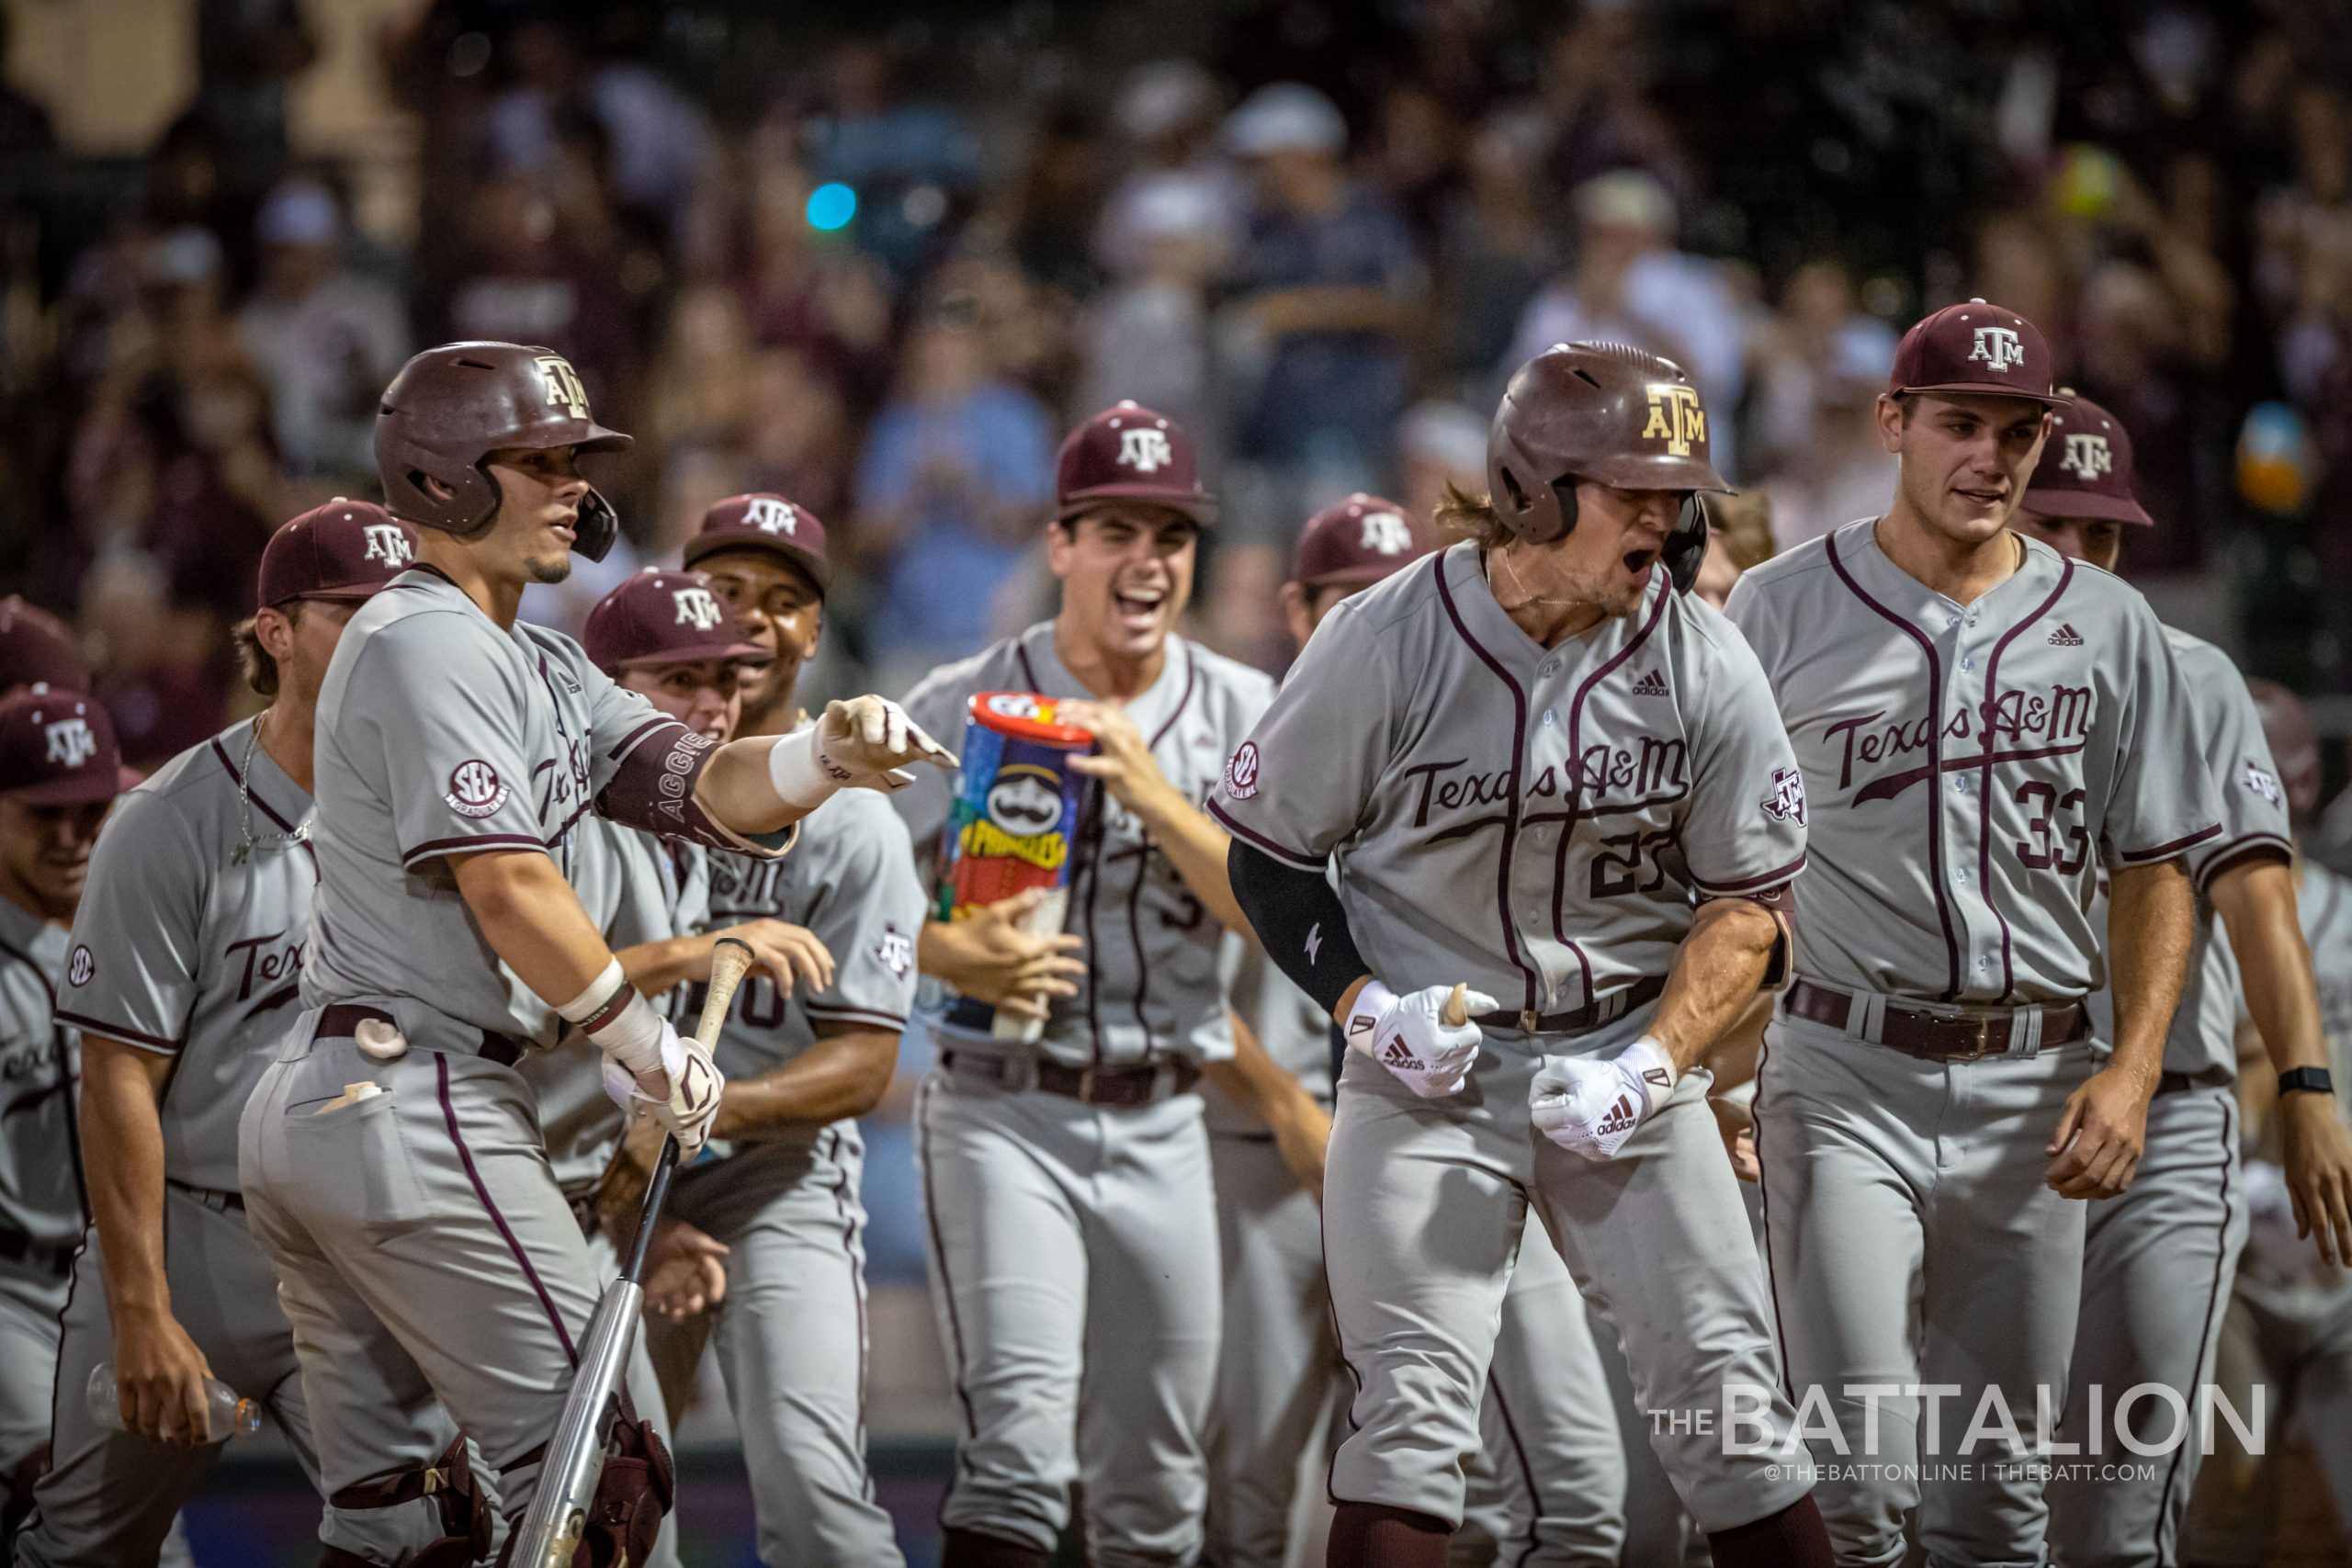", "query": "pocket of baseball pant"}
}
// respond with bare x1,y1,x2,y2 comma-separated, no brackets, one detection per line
278,1088,430,1225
